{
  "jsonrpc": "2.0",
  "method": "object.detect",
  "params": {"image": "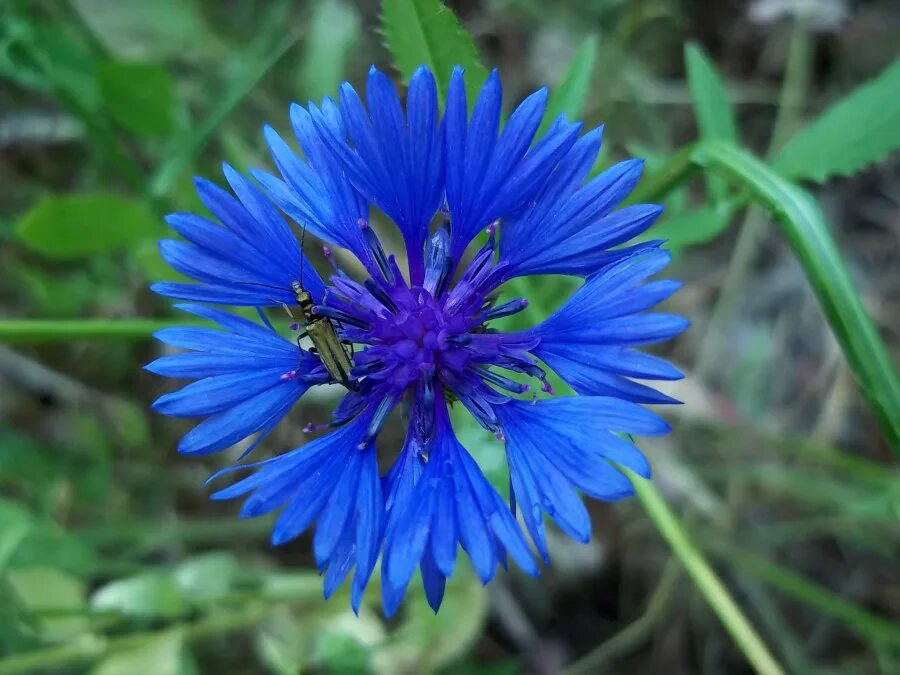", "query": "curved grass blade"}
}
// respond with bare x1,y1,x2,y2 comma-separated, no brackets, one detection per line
694,140,900,449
